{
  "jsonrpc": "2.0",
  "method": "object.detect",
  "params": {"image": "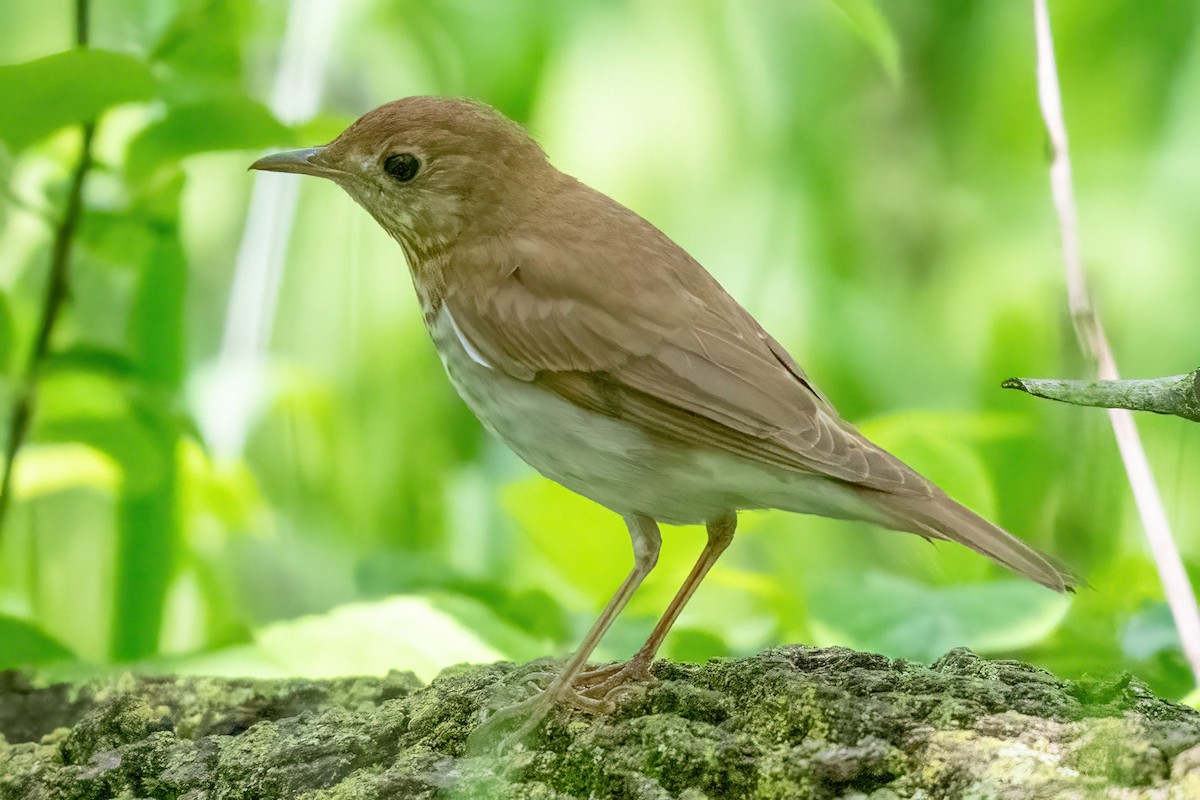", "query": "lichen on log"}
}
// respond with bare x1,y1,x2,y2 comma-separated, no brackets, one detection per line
3,646,1200,798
